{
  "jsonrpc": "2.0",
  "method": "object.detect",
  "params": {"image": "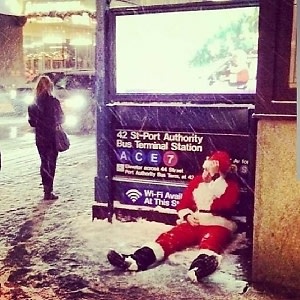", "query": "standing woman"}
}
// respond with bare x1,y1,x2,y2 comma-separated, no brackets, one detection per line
28,75,64,200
